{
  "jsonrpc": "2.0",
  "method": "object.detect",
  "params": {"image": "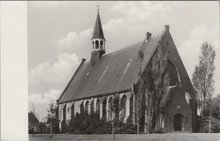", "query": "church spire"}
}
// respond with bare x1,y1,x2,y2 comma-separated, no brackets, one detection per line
91,6,105,40
90,7,106,67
